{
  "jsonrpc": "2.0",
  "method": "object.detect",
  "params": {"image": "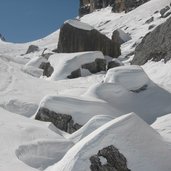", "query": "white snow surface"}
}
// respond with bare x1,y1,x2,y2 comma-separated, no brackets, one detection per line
104,65,150,90
1,0,171,171
0,107,73,171
46,113,171,171
65,19,94,30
